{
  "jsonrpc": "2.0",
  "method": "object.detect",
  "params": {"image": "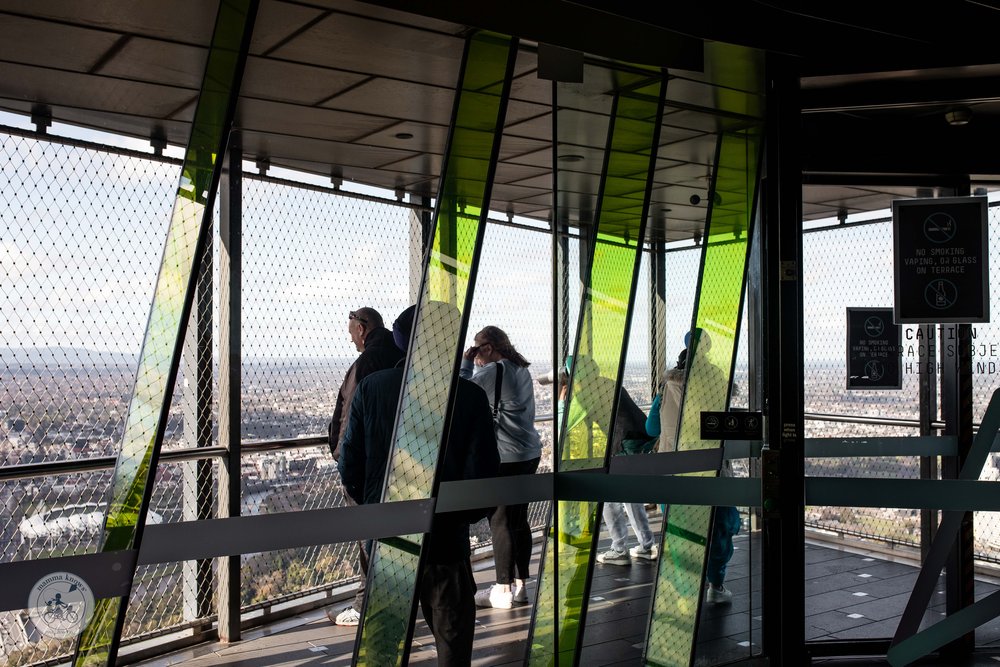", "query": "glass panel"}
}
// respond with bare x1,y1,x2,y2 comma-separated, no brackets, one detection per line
72,3,256,664
644,125,763,666
355,31,515,665
529,76,665,666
